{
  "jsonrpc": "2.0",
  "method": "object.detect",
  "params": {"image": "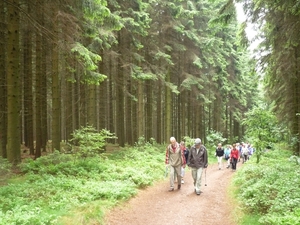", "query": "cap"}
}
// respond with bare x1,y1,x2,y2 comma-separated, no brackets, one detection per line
194,138,201,145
